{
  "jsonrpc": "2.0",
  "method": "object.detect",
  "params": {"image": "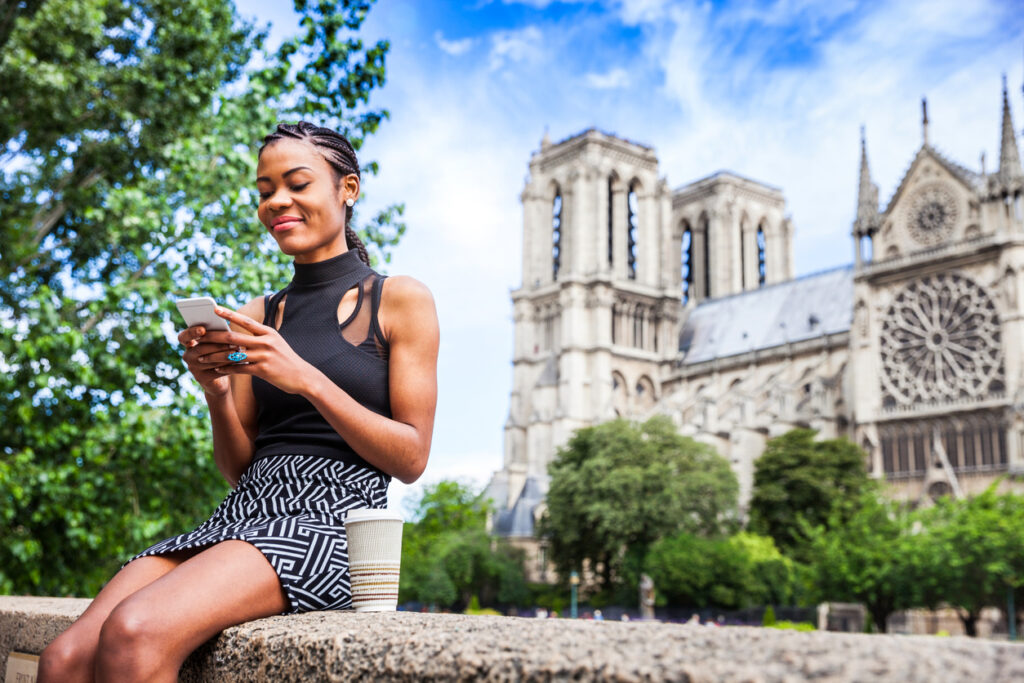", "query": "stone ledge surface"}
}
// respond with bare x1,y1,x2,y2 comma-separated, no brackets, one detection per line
3,596,1024,682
